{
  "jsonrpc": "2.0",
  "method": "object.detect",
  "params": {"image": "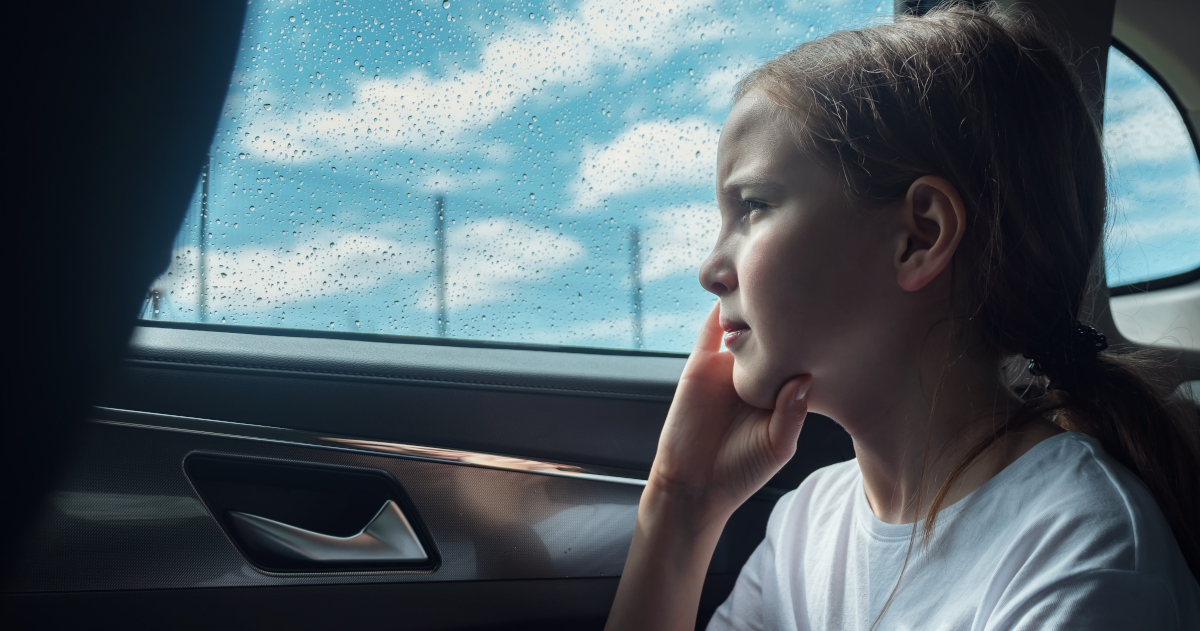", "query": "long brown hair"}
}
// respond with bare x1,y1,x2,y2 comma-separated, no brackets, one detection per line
737,0,1200,587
